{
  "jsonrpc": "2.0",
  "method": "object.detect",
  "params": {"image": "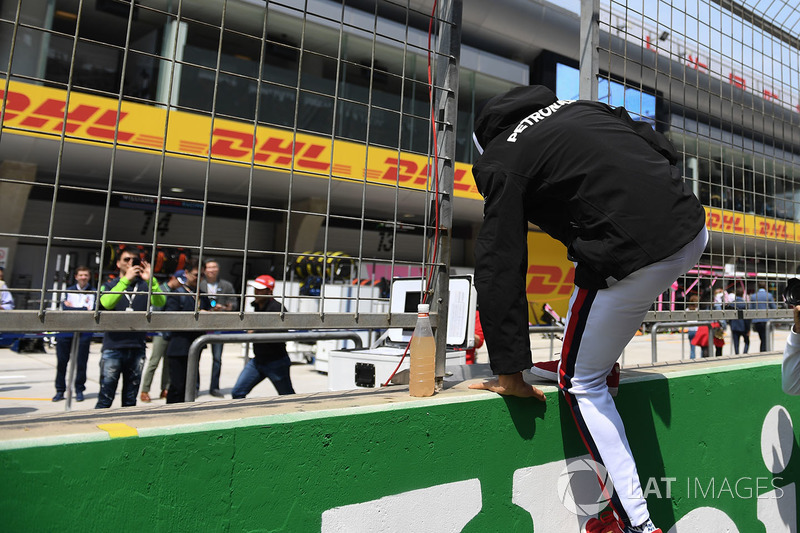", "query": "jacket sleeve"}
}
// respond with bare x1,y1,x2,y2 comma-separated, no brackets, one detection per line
783,329,800,394
99,279,129,310
148,278,167,308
